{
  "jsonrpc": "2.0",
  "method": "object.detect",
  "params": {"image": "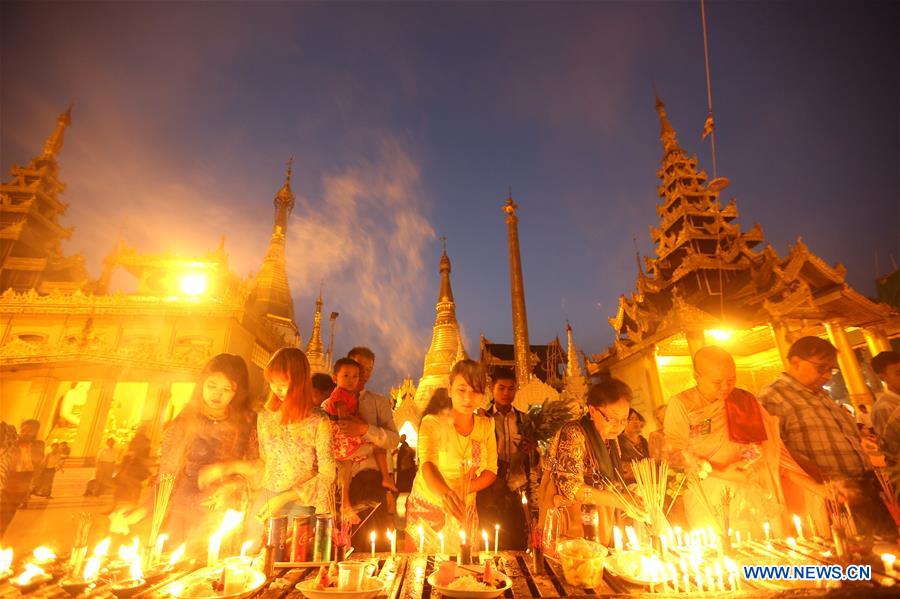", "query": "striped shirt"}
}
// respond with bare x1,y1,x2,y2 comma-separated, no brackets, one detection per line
758,373,870,479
